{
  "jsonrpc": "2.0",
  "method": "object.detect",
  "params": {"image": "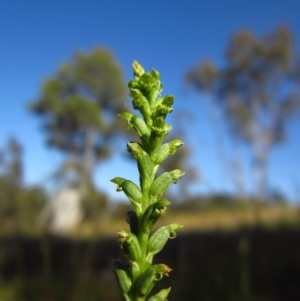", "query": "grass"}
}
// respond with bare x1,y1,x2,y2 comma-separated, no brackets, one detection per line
0,204,298,238
71,204,300,238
